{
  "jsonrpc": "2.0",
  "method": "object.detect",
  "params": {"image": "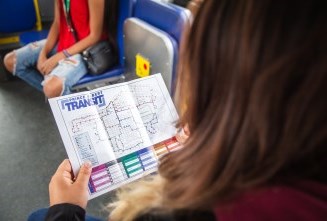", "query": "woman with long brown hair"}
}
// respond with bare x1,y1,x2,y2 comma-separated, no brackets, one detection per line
32,0,326,220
